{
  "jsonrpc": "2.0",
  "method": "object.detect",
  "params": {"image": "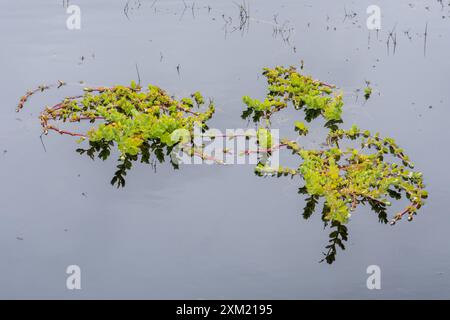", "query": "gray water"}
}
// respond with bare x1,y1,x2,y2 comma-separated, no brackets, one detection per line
0,0,449,299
